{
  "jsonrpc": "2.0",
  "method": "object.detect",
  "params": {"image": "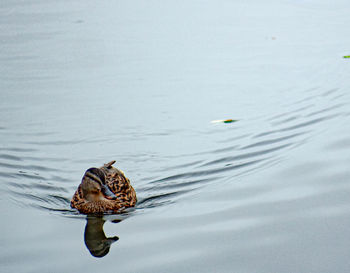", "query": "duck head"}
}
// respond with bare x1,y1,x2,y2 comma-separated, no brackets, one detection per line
81,168,117,201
